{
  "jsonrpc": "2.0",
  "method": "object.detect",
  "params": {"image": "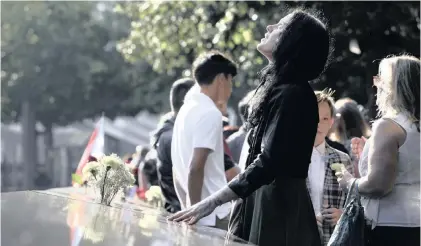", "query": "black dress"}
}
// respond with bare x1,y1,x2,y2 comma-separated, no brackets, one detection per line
227,82,321,246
